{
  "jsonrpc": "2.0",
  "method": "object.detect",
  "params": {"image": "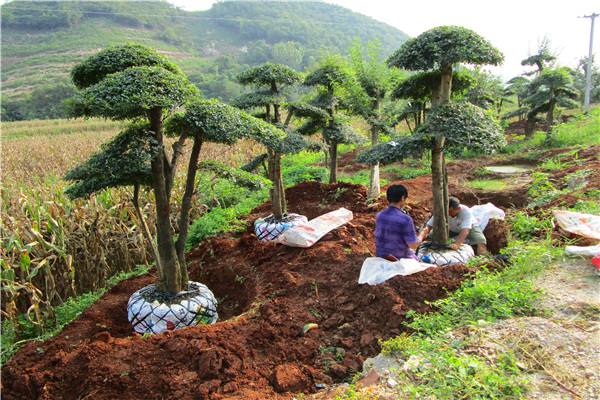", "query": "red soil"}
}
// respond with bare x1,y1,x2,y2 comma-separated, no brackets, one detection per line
2,181,488,400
